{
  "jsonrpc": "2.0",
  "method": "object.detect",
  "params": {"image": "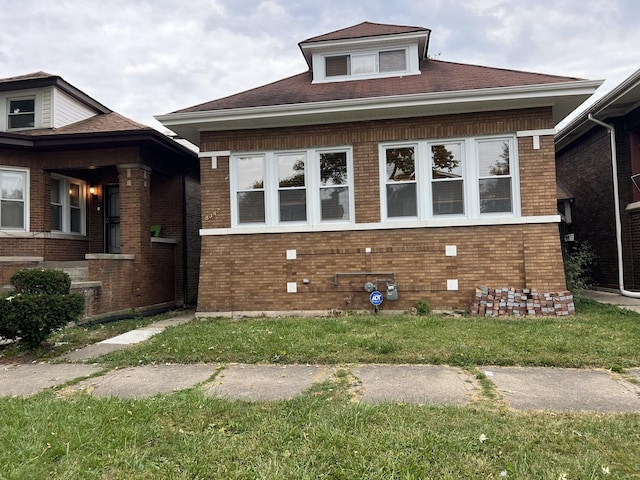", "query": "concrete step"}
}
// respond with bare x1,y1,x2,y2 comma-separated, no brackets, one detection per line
40,261,89,283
